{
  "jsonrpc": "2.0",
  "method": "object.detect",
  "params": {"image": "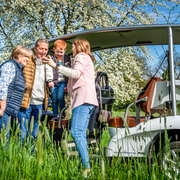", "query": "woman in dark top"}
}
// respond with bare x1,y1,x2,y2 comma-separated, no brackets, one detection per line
0,45,32,138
